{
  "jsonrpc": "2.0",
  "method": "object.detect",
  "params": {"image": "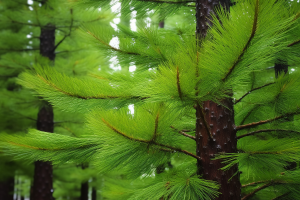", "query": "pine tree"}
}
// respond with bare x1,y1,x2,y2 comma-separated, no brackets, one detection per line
1,0,300,199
